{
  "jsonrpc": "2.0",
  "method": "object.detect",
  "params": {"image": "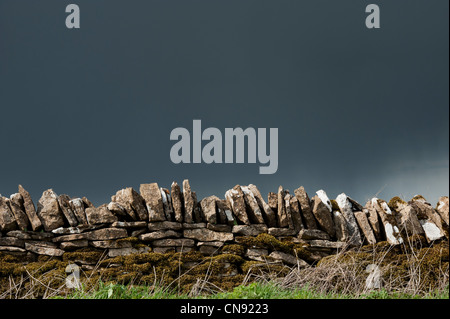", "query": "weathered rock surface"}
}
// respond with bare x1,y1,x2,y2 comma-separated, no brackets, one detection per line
140,183,165,222
371,198,403,245
298,229,330,241
241,186,265,224
25,241,64,256
85,206,118,225
0,197,17,232
69,198,88,225
311,191,335,238
232,225,268,236
277,186,289,228
171,182,184,223
216,199,235,226
225,185,250,225
18,185,42,231
436,196,449,226
294,186,318,230
152,238,195,247
114,187,148,221
182,180,195,223
8,193,30,230
200,195,219,224
354,211,377,245
336,193,362,246
148,221,182,231
161,188,174,221
248,184,277,227
36,189,65,232
183,228,233,242
409,198,446,241
111,221,147,229
139,230,181,241
57,194,78,227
